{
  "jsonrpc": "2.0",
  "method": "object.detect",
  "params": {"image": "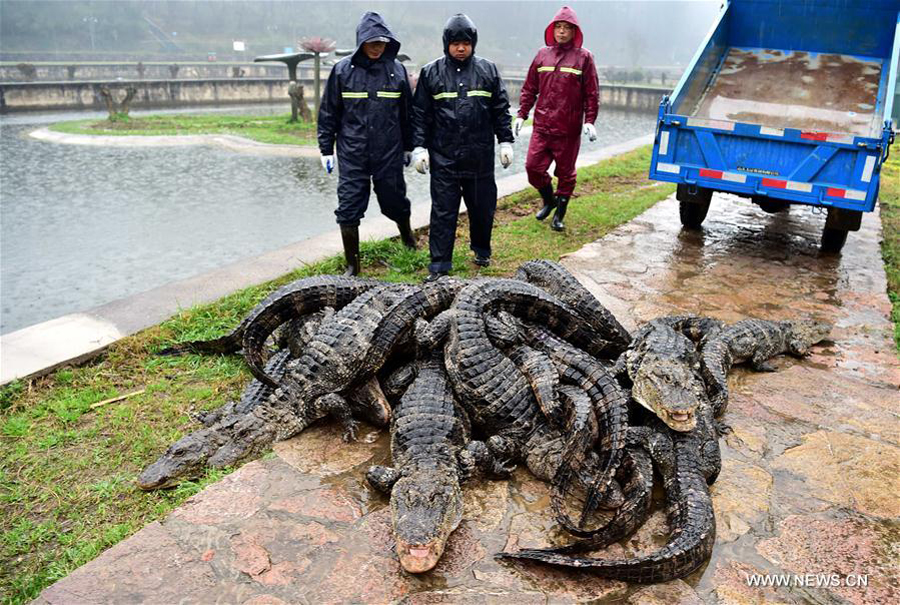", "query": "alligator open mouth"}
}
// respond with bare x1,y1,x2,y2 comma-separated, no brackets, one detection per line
662,408,696,431
397,539,443,573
